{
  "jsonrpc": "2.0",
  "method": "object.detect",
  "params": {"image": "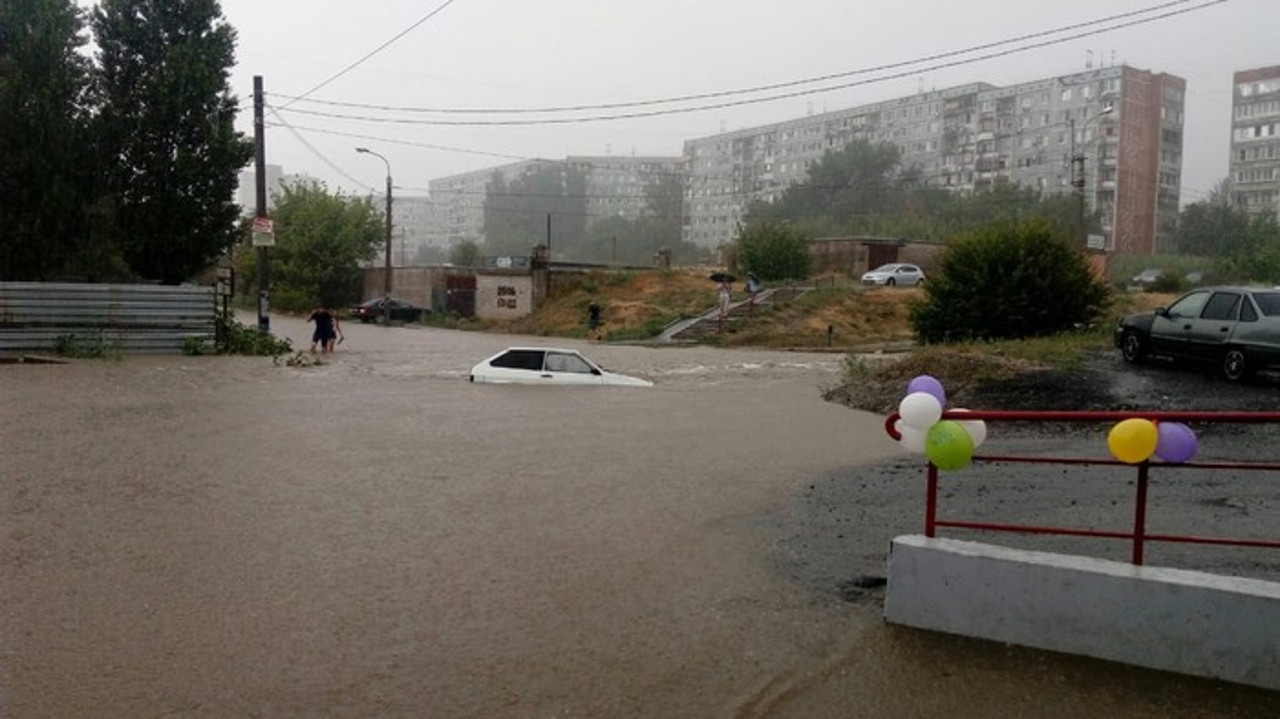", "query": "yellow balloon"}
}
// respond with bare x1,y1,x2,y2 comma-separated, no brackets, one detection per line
1108,419,1158,464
